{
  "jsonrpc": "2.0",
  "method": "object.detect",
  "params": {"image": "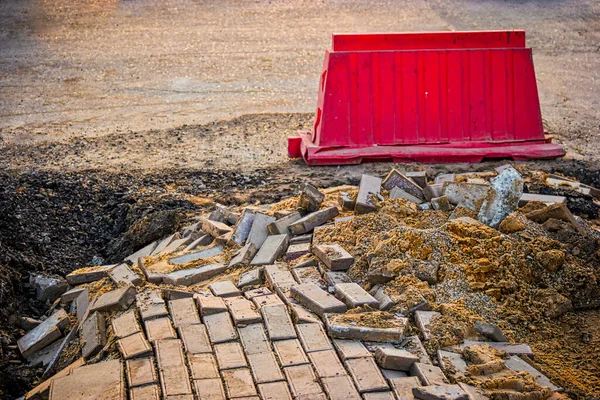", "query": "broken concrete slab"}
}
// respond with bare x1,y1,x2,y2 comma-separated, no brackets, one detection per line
375,347,419,371
298,183,325,212
410,362,447,386
326,314,408,343
162,263,227,286
66,265,114,285
30,274,68,303
313,243,354,271
268,211,302,235
238,268,262,288
473,321,508,342
478,167,523,228
112,310,140,339
250,234,289,265
18,309,69,359
288,206,339,235
247,213,277,248
334,282,379,309
383,169,424,201
229,242,258,268
413,385,468,400
49,359,124,400
168,245,223,265
179,323,211,354
505,355,562,392
373,286,394,311
414,310,441,341
291,283,347,316
389,187,424,204
356,174,382,213
338,191,355,211
90,285,136,313
431,195,451,211
285,242,311,261
443,182,489,211
202,218,232,238
108,263,142,287
28,339,62,368
209,280,241,297
344,356,389,393
117,332,153,359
